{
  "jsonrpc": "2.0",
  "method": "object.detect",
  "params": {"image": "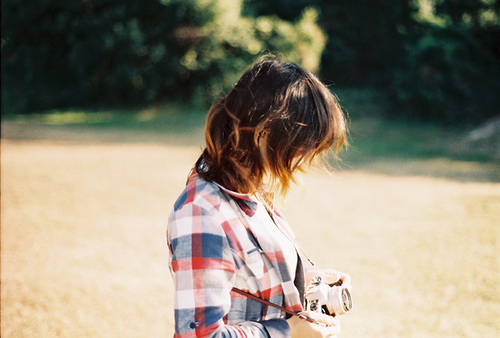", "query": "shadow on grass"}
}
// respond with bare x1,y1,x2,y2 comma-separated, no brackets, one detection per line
2,104,499,183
